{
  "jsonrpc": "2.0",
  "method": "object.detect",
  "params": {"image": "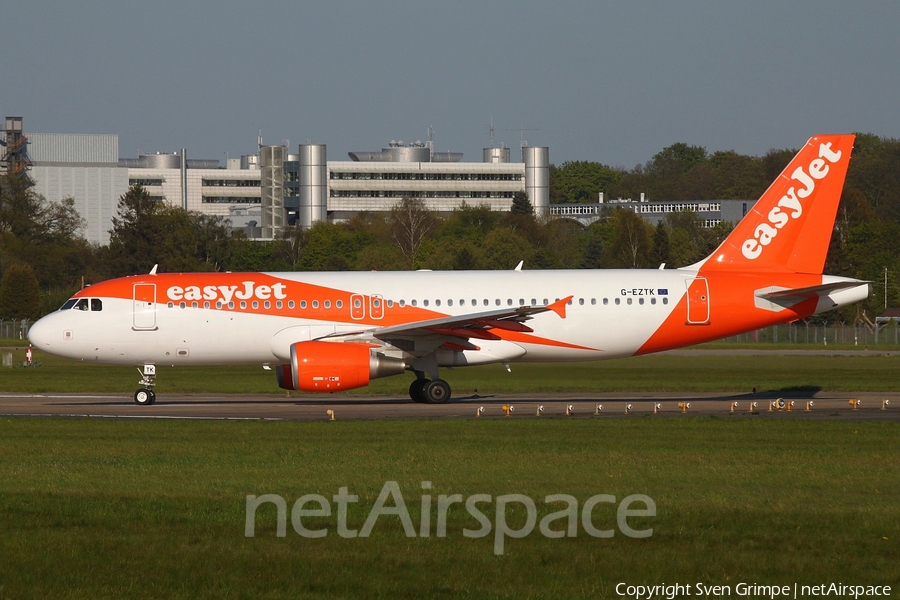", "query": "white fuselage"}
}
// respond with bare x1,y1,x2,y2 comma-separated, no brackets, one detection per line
28,268,868,369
